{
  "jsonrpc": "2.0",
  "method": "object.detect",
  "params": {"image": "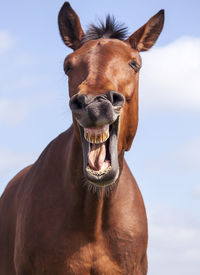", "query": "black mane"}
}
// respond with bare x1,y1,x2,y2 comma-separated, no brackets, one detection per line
81,15,128,44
